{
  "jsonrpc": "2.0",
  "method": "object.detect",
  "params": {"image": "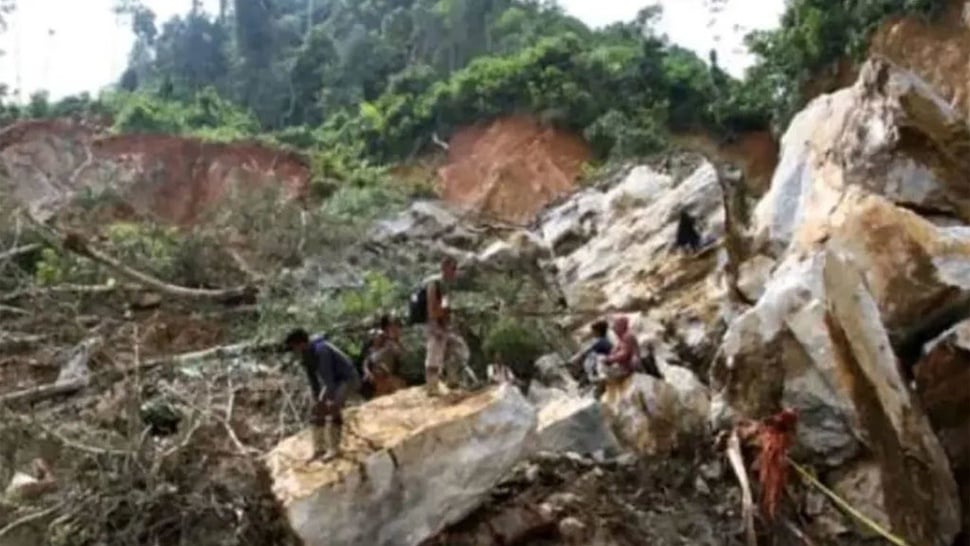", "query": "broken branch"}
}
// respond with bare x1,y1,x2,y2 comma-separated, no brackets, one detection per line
0,337,102,406
0,243,40,263
725,430,758,546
